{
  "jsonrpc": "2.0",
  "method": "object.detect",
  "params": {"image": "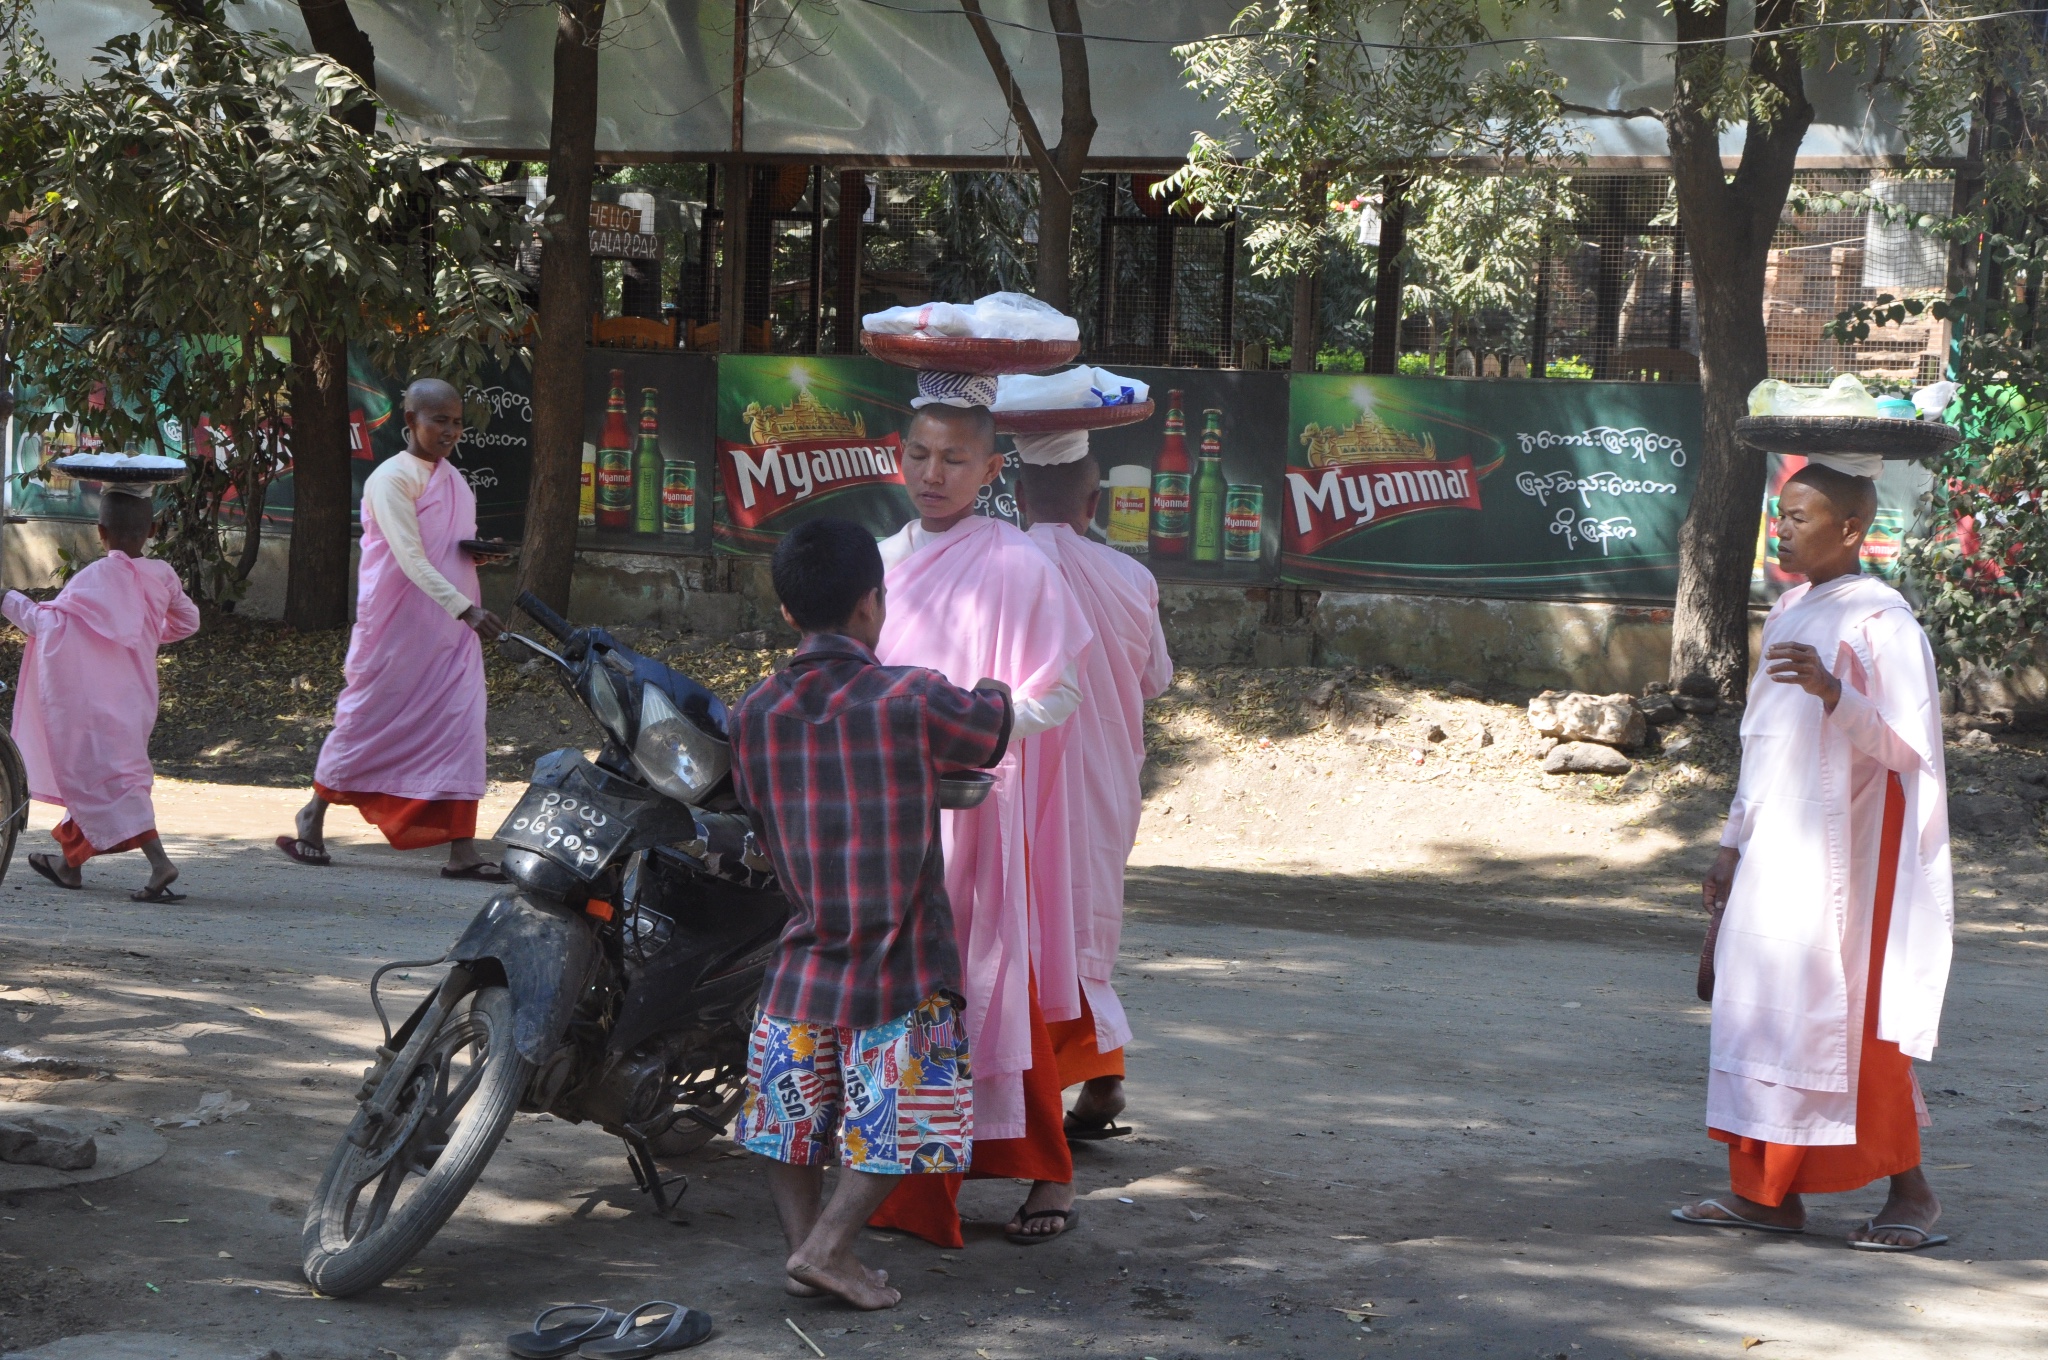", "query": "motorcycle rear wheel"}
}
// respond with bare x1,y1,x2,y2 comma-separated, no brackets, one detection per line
0,732,29,884
301,984,532,1298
